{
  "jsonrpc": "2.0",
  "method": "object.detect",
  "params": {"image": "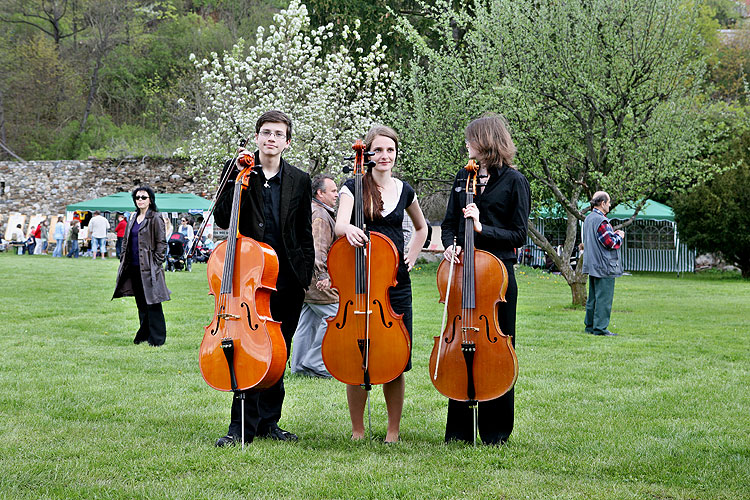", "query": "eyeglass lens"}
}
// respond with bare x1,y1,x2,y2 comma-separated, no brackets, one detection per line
260,130,286,139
